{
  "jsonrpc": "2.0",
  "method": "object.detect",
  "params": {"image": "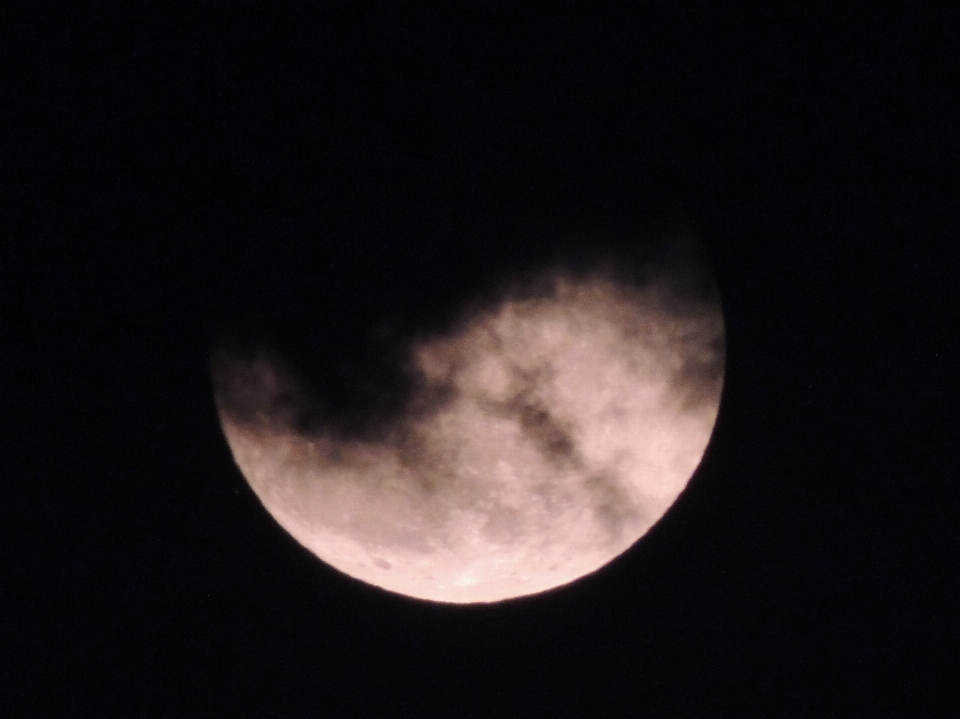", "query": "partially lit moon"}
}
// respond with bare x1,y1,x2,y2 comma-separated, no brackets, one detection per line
213,258,724,603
